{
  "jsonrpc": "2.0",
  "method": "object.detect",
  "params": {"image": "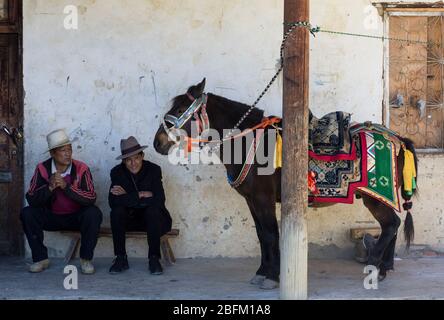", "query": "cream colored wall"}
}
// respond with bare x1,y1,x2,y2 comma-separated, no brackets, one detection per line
22,0,444,259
